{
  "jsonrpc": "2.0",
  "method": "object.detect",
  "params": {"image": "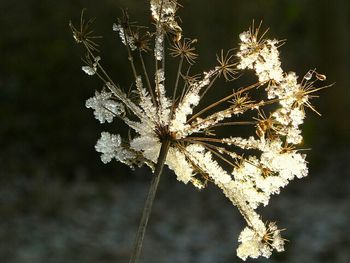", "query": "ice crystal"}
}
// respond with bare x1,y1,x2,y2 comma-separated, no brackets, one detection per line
95,132,140,168
82,56,101,76
113,23,137,51
71,2,328,261
237,222,285,260
85,90,125,123
150,0,182,36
